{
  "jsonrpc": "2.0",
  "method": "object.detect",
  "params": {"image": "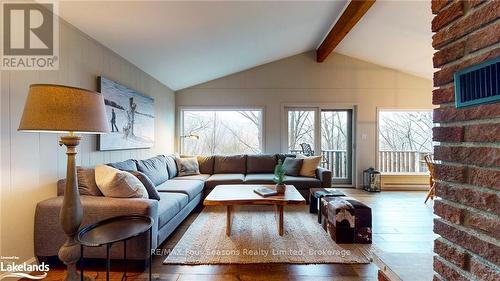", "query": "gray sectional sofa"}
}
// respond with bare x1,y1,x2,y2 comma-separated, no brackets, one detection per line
34,154,331,262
